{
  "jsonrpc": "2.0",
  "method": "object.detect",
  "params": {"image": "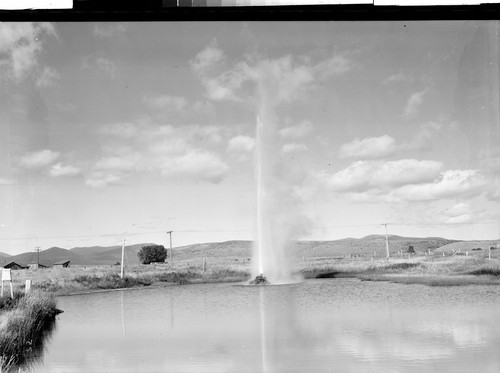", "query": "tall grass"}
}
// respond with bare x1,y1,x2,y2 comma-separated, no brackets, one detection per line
0,292,24,312
0,291,58,372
